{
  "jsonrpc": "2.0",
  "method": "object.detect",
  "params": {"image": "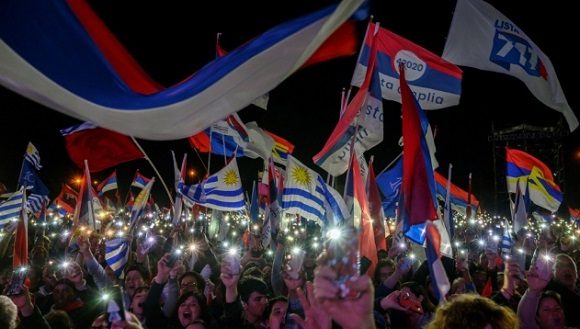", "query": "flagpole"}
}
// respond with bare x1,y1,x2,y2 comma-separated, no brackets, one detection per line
378,152,403,176
207,131,213,176
130,137,174,207
191,148,209,177
222,134,228,165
